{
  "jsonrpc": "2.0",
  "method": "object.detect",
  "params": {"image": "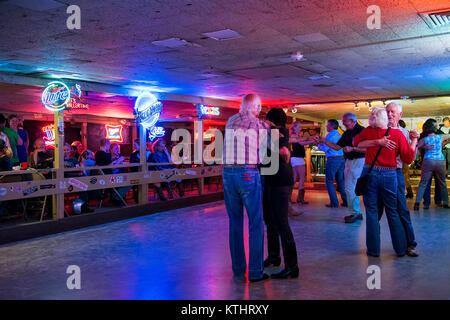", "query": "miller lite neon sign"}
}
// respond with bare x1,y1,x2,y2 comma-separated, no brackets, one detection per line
41,81,71,112
105,124,124,143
